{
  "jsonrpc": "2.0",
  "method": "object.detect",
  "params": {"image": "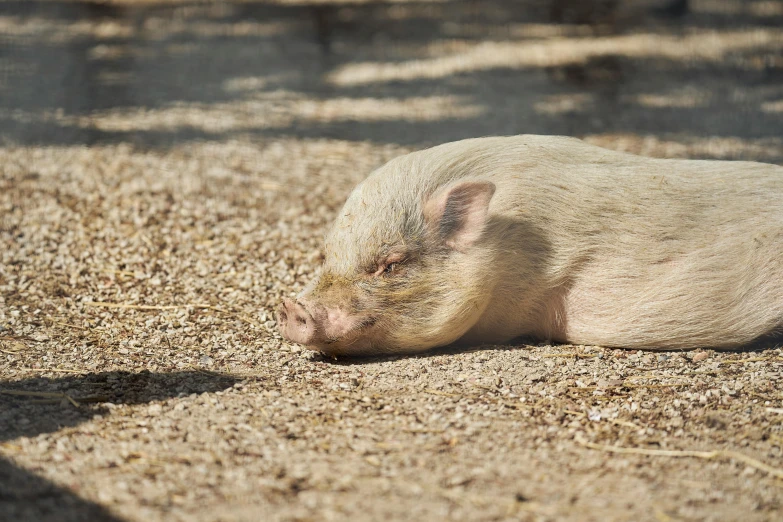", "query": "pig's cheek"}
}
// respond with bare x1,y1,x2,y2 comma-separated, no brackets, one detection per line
323,306,360,339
